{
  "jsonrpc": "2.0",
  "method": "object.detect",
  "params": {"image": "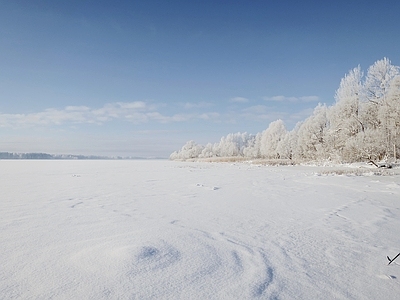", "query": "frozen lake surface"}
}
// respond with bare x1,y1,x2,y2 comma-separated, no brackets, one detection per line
1,160,400,299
